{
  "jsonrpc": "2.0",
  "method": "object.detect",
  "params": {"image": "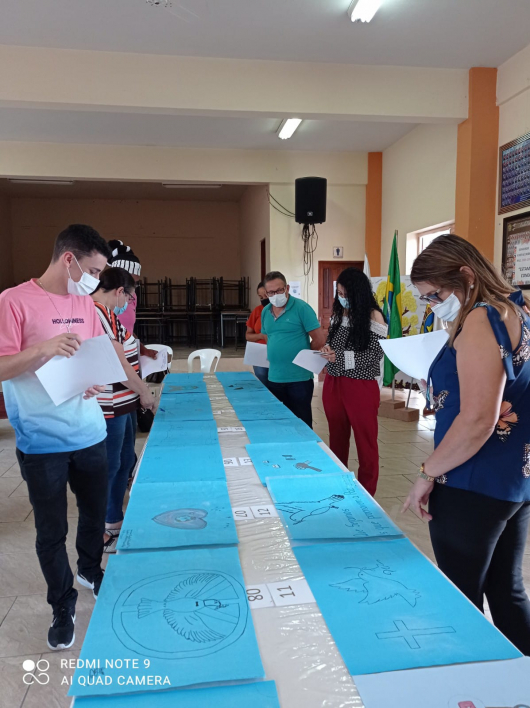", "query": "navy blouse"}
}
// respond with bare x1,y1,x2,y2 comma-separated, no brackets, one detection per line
428,290,530,502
